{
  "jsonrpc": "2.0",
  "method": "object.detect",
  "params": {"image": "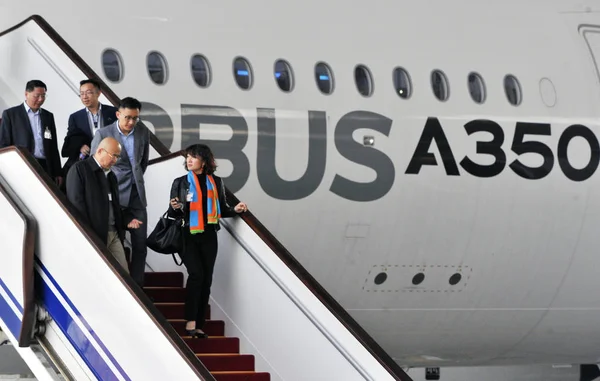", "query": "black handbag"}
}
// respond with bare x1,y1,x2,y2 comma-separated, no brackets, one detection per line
147,211,184,265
